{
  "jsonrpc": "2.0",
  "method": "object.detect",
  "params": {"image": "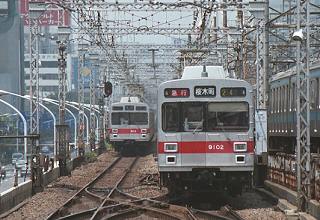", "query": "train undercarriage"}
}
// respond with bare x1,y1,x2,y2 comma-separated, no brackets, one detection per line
160,169,253,197
112,140,156,156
